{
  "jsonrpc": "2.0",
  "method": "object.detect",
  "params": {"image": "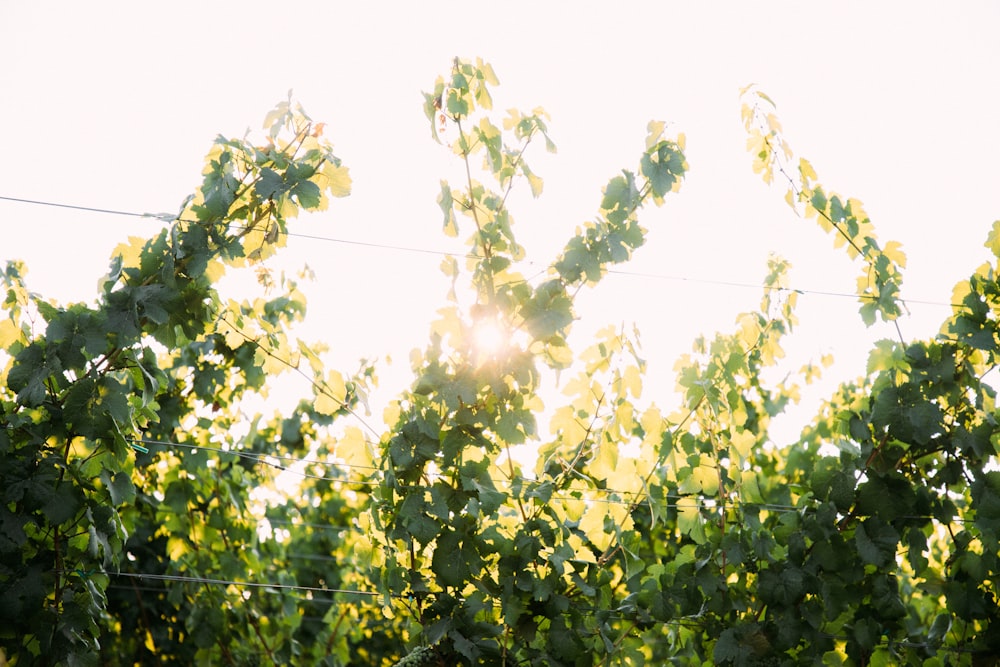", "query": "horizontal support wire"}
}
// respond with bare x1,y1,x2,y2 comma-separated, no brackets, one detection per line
135,437,966,524
0,194,967,309
83,572,979,654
